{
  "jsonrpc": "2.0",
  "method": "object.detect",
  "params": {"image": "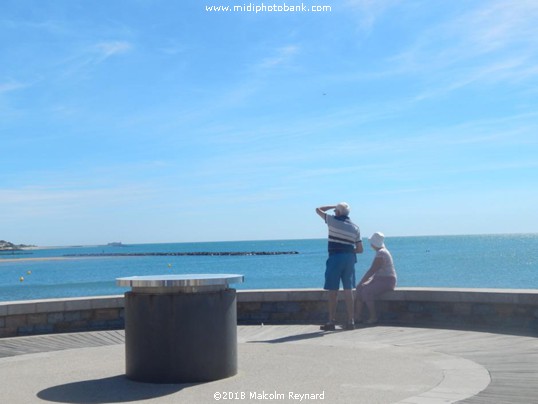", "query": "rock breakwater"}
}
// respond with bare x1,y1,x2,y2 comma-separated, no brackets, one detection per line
63,251,299,257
